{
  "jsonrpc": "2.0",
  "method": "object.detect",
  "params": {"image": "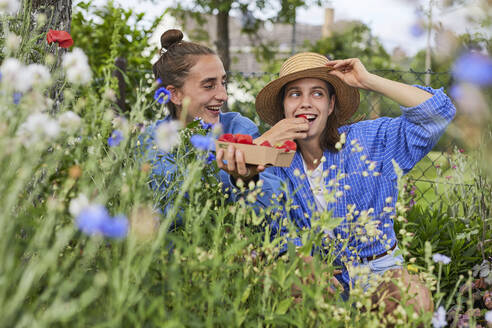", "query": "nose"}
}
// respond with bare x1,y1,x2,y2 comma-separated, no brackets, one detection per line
215,84,228,102
300,94,312,109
